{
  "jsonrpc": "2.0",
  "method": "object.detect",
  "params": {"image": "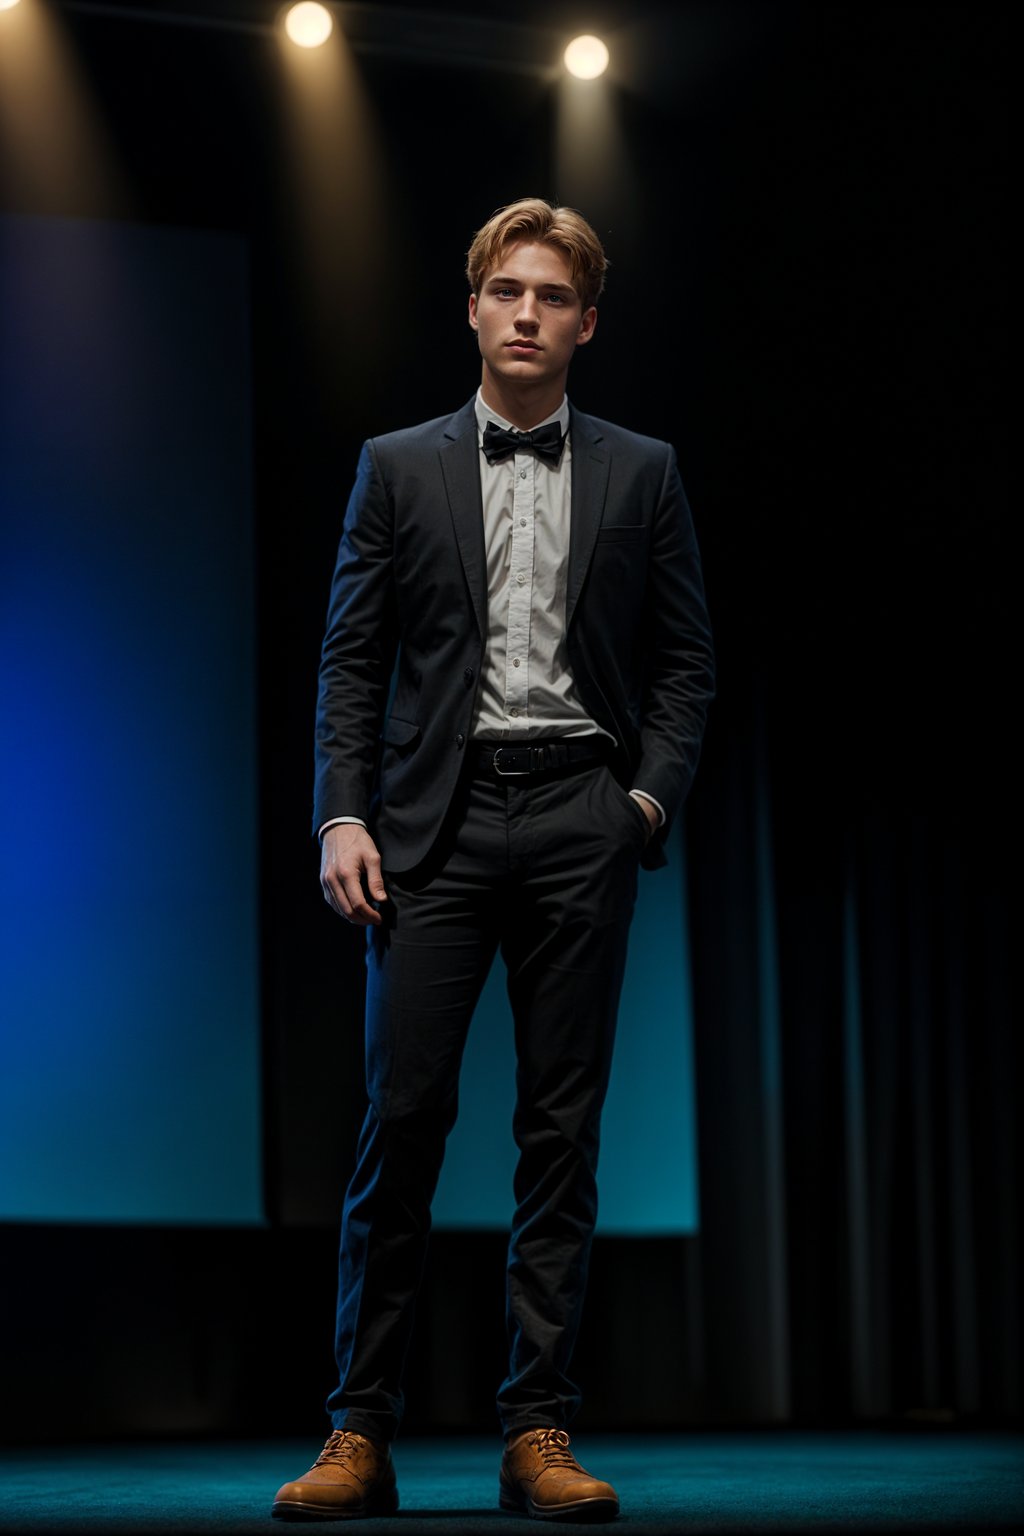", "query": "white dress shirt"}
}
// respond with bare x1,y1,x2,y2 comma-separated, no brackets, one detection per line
471,391,606,741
